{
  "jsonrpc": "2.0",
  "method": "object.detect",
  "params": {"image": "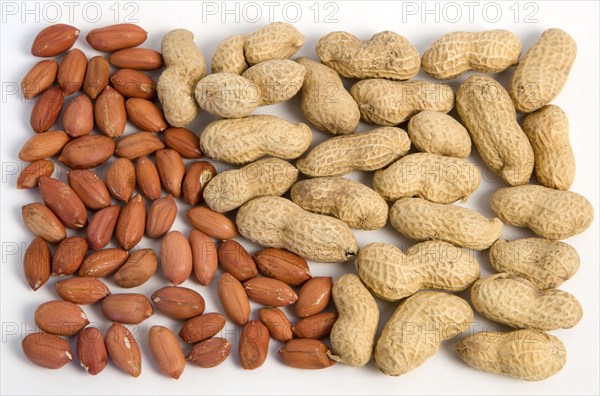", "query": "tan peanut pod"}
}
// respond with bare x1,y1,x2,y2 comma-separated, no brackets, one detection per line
204,158,298,212
195,73,260,118
327,274,378,367
157,29,206,127
523,105,575,190
316,31,420,80
291,177,388,230
236,196,358,263
374,291,473,376
212,34,248,74
373,153,480,203
490,238,579,290
422,30,522,80
351,79,455,126
490,185,593,240
357,241,479,301
296,127,410,177
457,75,534,185
244,22,304,65
296,57,359,135
510,28,576,113
471,273,583,330
390,198,503,250
457,329,566,381
242,59,305,106
407,111,471,158
200,115,312,164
